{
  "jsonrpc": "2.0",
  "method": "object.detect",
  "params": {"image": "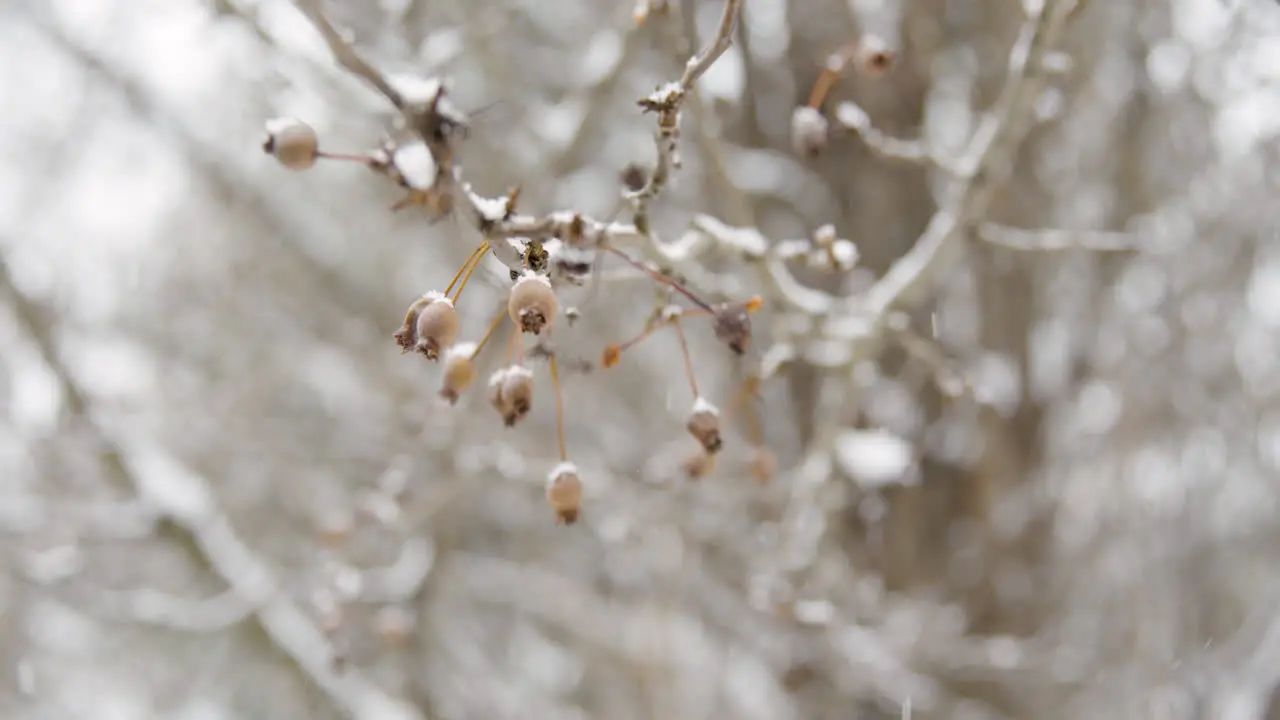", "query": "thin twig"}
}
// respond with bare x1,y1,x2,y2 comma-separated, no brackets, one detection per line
549,354,568,462
294,0,406,109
